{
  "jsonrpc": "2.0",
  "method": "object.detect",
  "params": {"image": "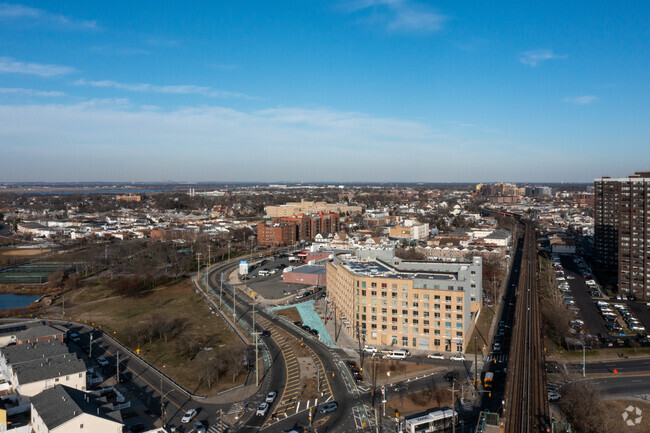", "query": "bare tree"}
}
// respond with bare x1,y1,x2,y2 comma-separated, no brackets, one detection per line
560,382,615,433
